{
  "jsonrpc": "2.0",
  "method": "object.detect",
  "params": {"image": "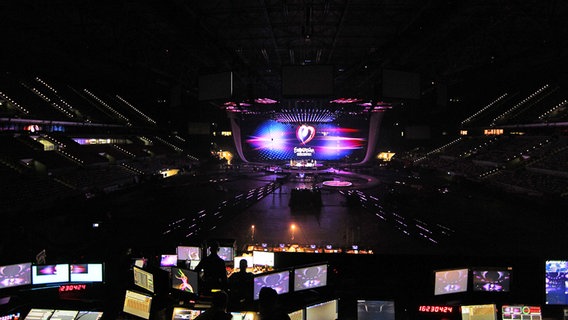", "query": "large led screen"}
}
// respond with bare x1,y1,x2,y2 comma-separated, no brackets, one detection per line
243,119,368,161
545,260,568,305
